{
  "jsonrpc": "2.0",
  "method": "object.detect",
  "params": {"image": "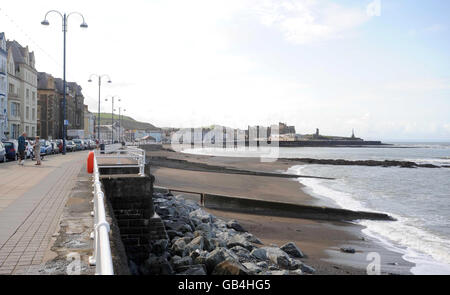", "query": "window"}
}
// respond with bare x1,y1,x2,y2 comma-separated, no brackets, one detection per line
11,124,19,139
26,89,29,99
26,106,30,120
32,108,36,121
32,126,35,137
9,83,13,94
26,125,29,135
32,92,36,105
10,102,20,117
